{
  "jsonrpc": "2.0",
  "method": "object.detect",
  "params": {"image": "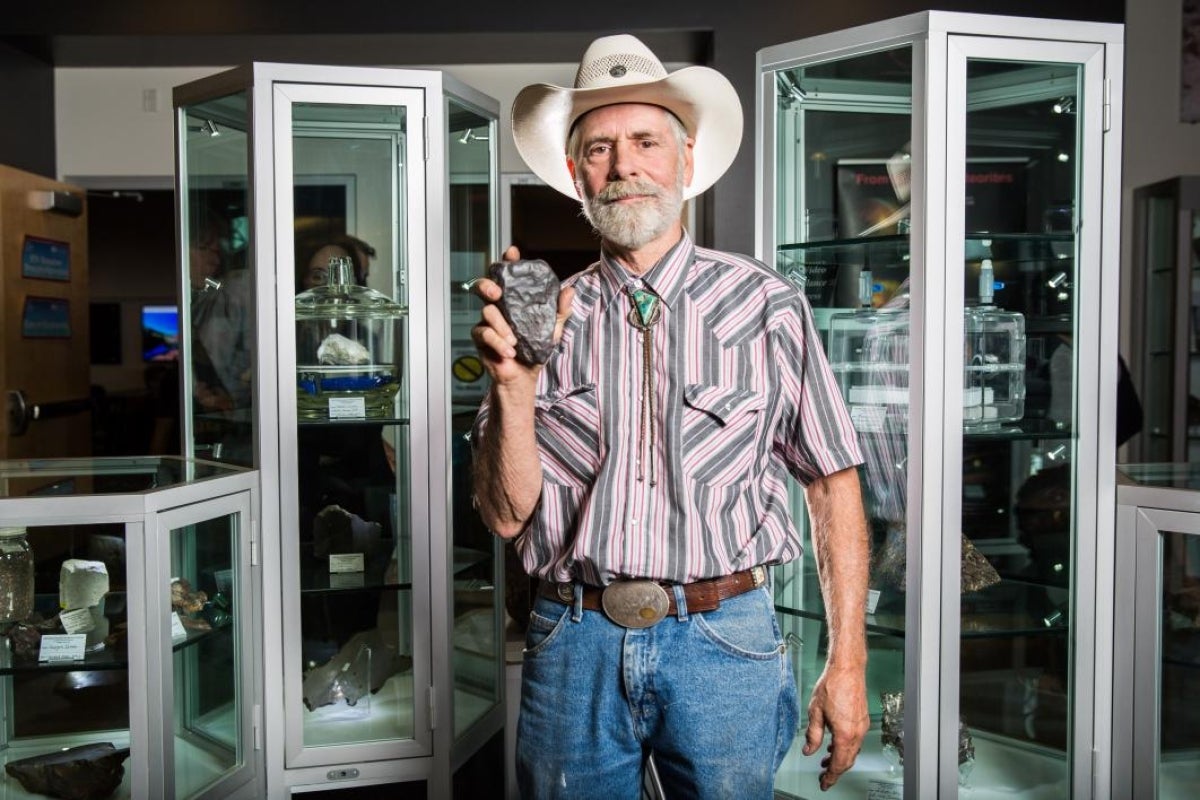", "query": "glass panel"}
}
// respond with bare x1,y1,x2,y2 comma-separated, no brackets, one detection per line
957,59,1082,794
770,44,913,798
288,101,416,749
446,99,501,738
1158,530,1200,798
170,513,241,798
0,456,244,497
0,523,131,798
1143,196,1177,462
180,92,255,468
1187,209,1200,462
